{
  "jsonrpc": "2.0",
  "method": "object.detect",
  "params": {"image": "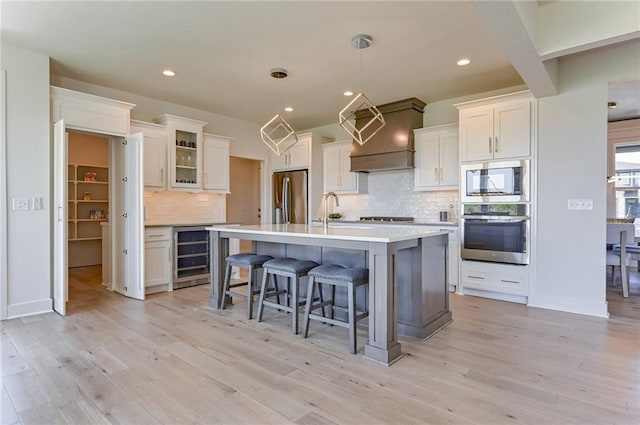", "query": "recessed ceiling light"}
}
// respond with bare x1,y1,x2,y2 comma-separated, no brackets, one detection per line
162,69,176,77
344,90,354,96
456,58,471,66
284,106,294,112
608,101,617,109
